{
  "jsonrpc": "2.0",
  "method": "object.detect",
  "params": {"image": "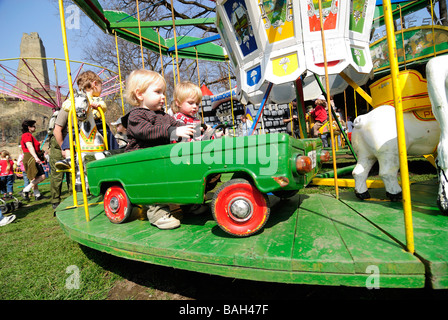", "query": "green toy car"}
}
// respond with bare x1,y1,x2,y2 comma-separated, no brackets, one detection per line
86,133,329,237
